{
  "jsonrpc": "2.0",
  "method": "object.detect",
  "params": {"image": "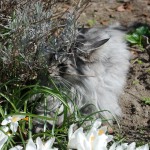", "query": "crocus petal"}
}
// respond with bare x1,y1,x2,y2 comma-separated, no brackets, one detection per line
26,138,36,150
68,124,76,140
18,115,26,119
0,131,8,149
107,135,113,143
116,145,125,150
92,119,102,129
1,116,12,125
93,134,108,150
10,122,18,132
9,145,23,150
2,126,9,132
76,132,90,150
87,129,97,142
109,143,117,150
136,144,149,150
36,137,43,150
68,127,88,150
116,143,128,150
45,137,55,149
127,142,136,150
15,115,25,122
11,115,25,123
69,127,83,140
